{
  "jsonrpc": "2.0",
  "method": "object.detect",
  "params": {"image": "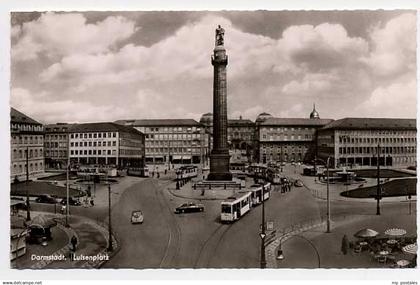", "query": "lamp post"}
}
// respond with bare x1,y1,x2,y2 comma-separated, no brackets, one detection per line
376,143,381,215
277,234,321,268
65,153,70,227
259,181,267,269
25,146,31,221
107,182,113,252
326,156,331,233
